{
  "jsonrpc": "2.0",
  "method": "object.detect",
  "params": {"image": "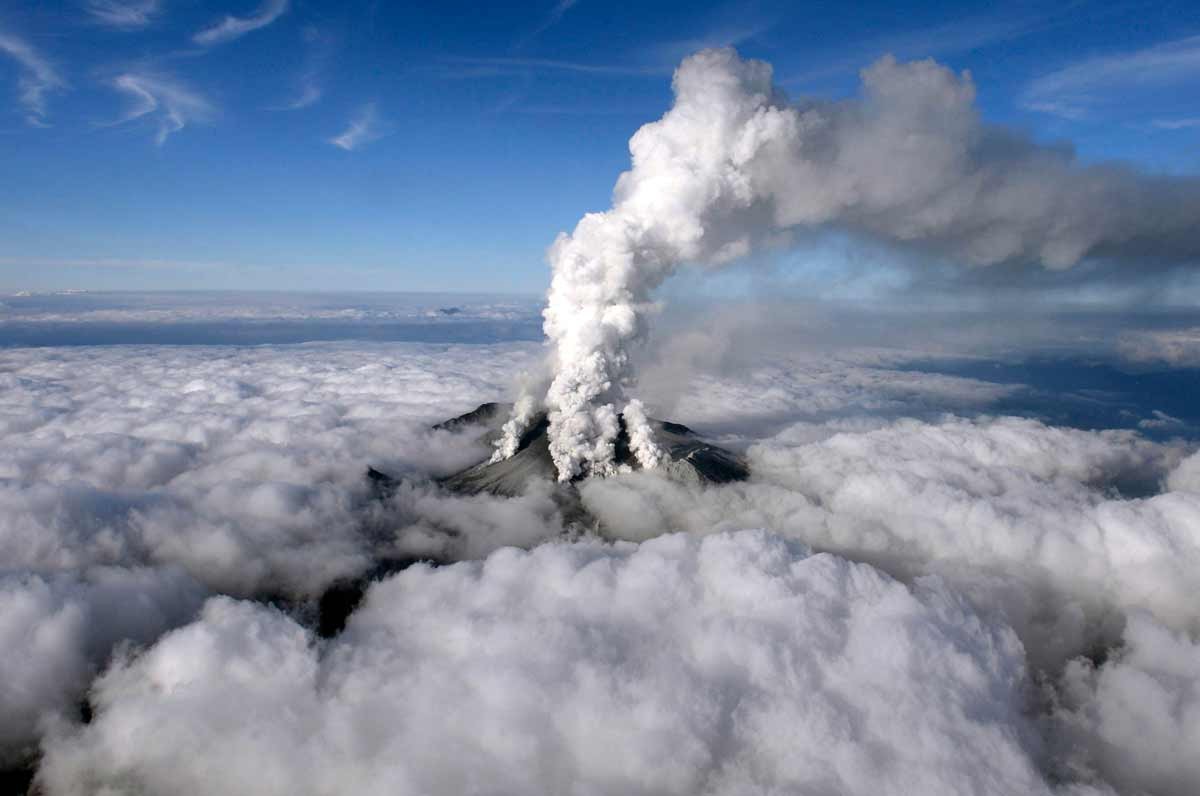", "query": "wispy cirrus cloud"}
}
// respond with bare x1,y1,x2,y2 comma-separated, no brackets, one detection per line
85,0,161,30
280,82,321,110
652,23,771,64
0,31,65,126
513,0,579,50
271,26,331,111
439,55,666,78
329,103,384,151
1152,117,1200,131
193,0,289,47
108,72,214,145
0,255,216,271
1023,34,1200,120
783,11,1043,86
